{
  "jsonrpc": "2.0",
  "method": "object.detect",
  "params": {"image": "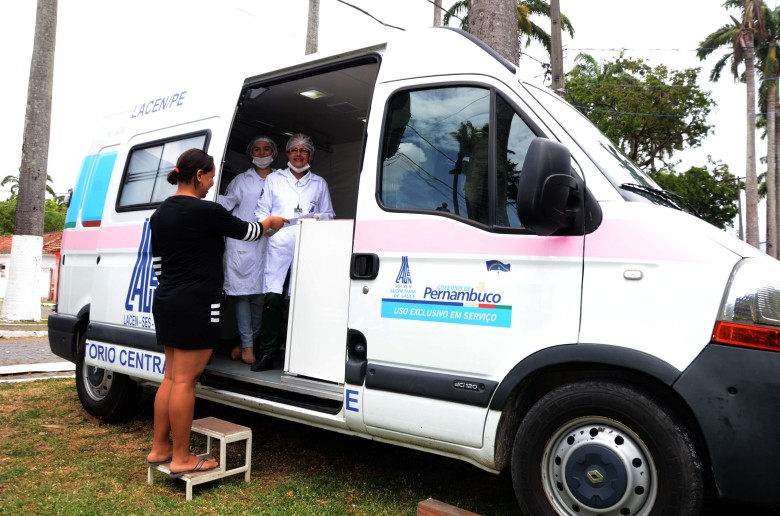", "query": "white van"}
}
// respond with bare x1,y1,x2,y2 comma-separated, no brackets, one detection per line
48,27,780,514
